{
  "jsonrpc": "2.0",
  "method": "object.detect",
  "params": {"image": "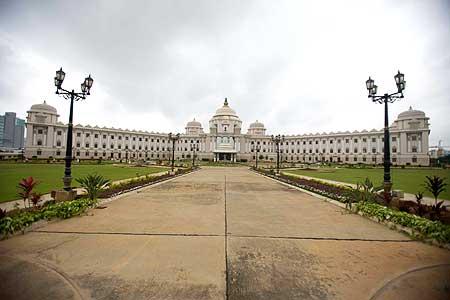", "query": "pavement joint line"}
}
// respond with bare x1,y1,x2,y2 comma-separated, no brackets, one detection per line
30,230,414,242
224,175,229,300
